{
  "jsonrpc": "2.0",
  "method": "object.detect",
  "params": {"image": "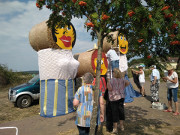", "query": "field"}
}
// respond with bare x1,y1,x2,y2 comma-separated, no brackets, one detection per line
0,75,39,124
